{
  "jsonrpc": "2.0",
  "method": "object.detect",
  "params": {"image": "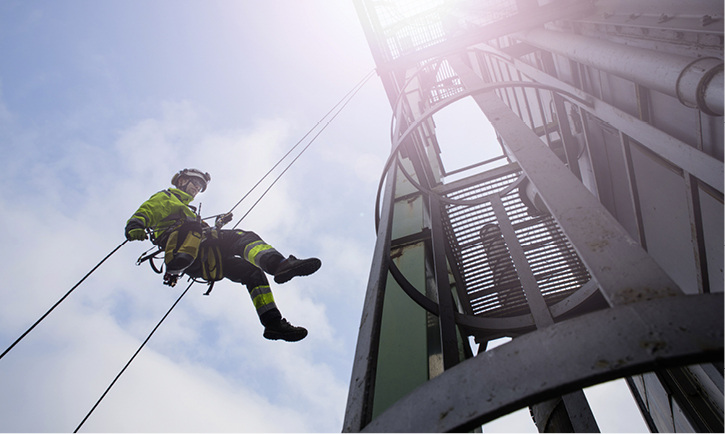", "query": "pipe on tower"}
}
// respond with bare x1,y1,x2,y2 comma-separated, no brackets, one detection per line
517,28,724,116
